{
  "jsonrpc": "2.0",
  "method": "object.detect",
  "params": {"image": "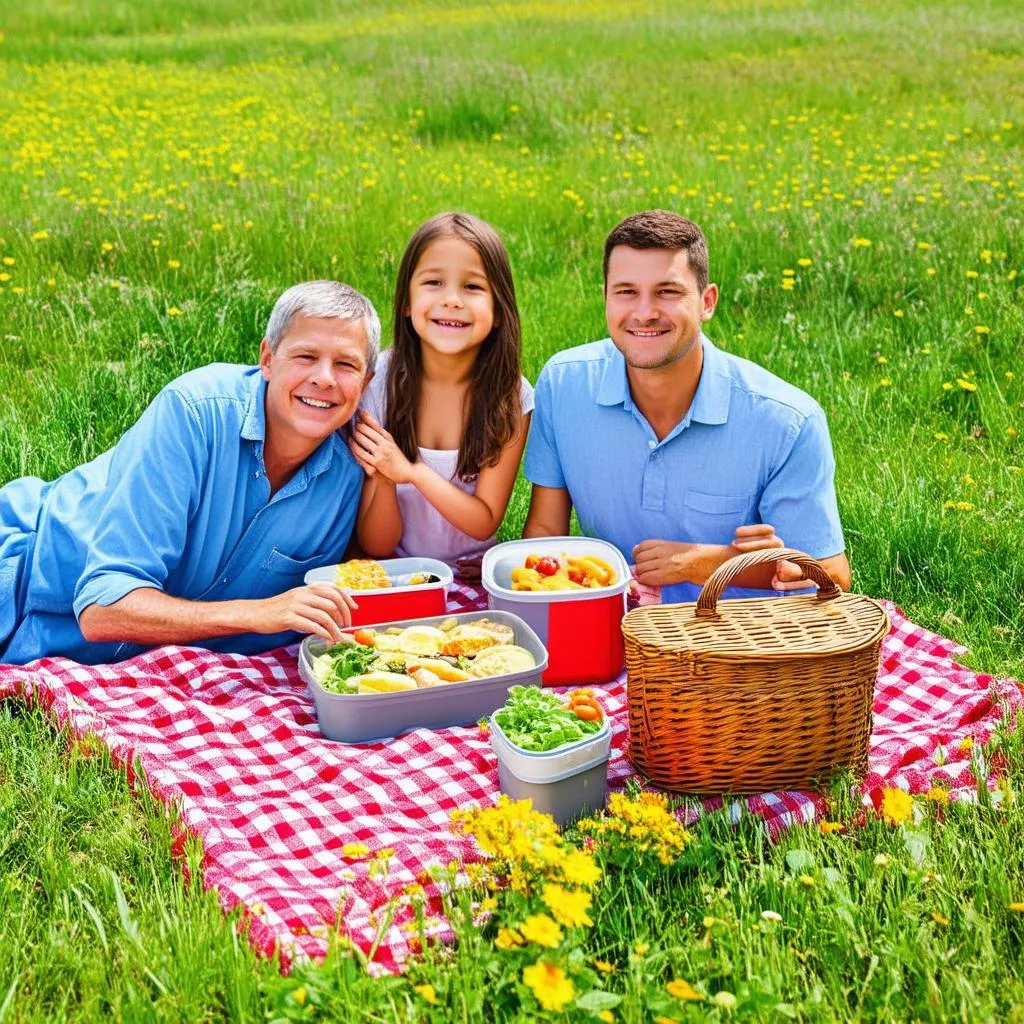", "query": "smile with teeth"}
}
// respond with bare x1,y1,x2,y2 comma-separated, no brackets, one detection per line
628,328,669,337
297,396,335,409
433,318,470,328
